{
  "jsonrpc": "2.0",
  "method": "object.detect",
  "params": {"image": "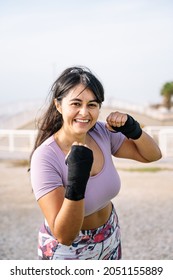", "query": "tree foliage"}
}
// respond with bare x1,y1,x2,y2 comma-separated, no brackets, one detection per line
160,82,173,109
